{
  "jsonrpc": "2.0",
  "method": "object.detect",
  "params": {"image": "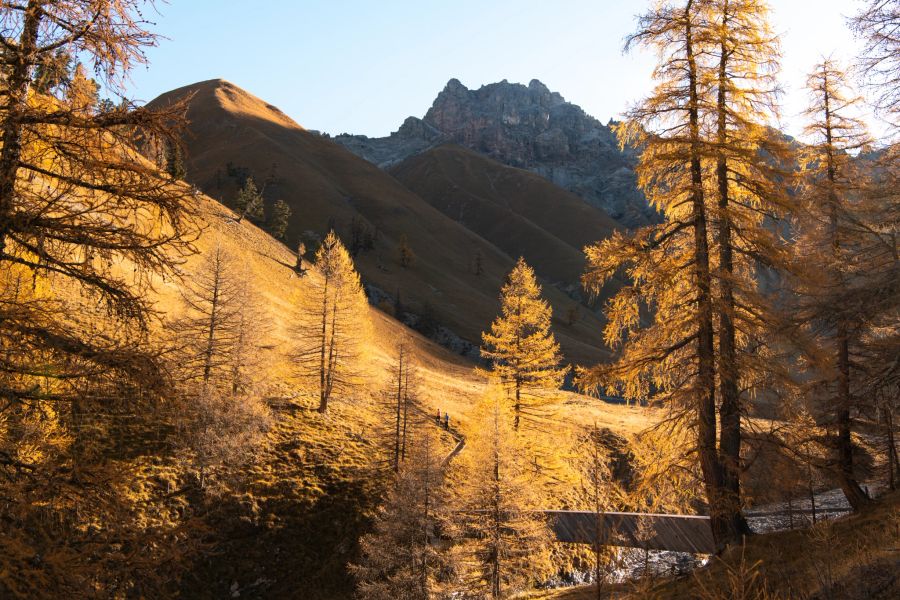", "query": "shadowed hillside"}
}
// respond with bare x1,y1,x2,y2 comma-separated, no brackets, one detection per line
391,143,622,297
